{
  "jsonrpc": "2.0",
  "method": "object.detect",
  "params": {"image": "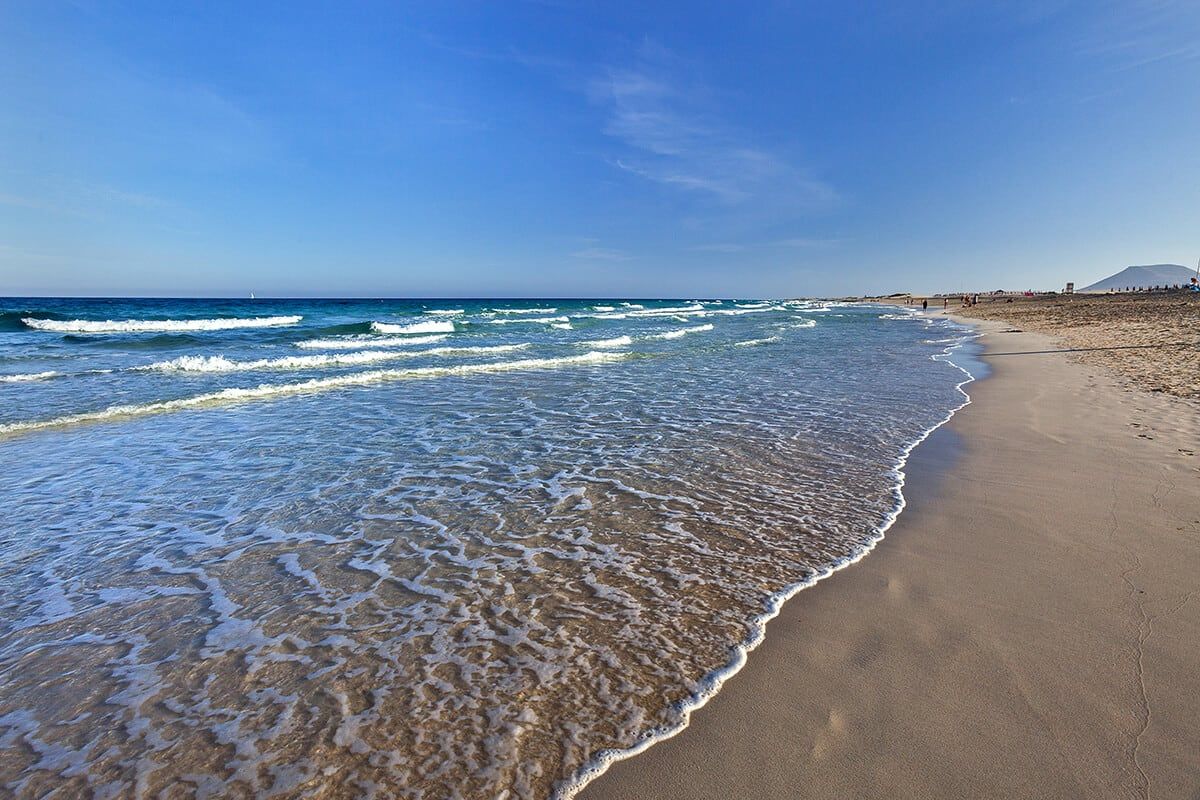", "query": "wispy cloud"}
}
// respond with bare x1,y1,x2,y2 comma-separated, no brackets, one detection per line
419,31,573,72
771,237,843,248
415,34,839,250
688,237,843,254
688,242,747,253
588,45,835,212
0,180,168,219
1074,0,1200,71
570,246,633,261
0,244,68,263
0,193,51,211
413,102,492,132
